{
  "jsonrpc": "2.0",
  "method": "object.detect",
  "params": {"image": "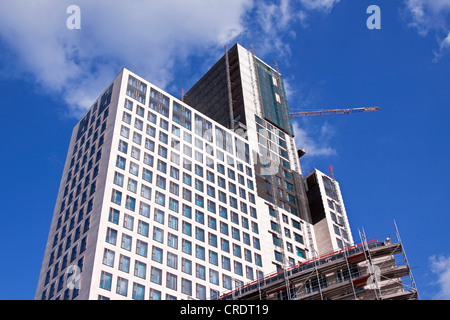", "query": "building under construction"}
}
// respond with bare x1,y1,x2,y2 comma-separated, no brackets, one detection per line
215,224,418,301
